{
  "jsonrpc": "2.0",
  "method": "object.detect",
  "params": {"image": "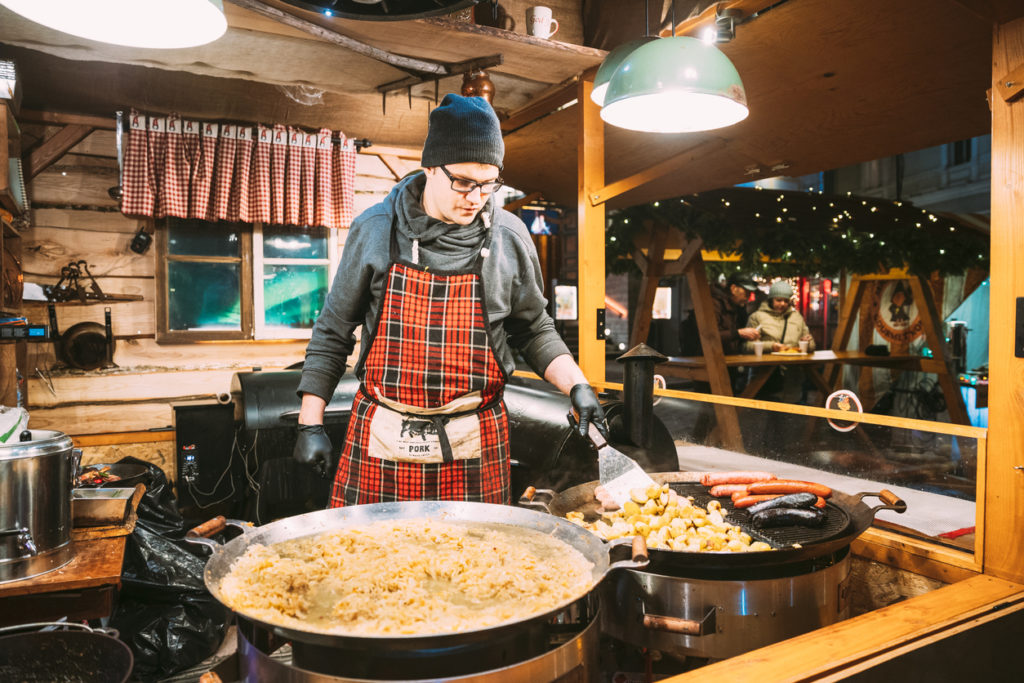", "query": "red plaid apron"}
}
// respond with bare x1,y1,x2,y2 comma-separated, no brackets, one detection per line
147,115,168,218
300,131,317,227
162,115,190,218
331,134,356,229
284,127,303,226
121,110,153,217
329,217,509,507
